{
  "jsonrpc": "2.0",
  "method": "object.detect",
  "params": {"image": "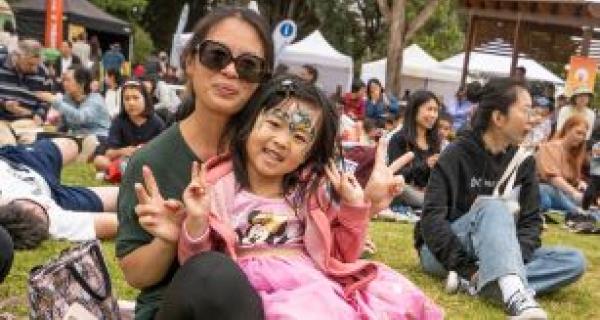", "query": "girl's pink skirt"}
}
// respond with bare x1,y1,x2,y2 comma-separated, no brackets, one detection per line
238,253,443,320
